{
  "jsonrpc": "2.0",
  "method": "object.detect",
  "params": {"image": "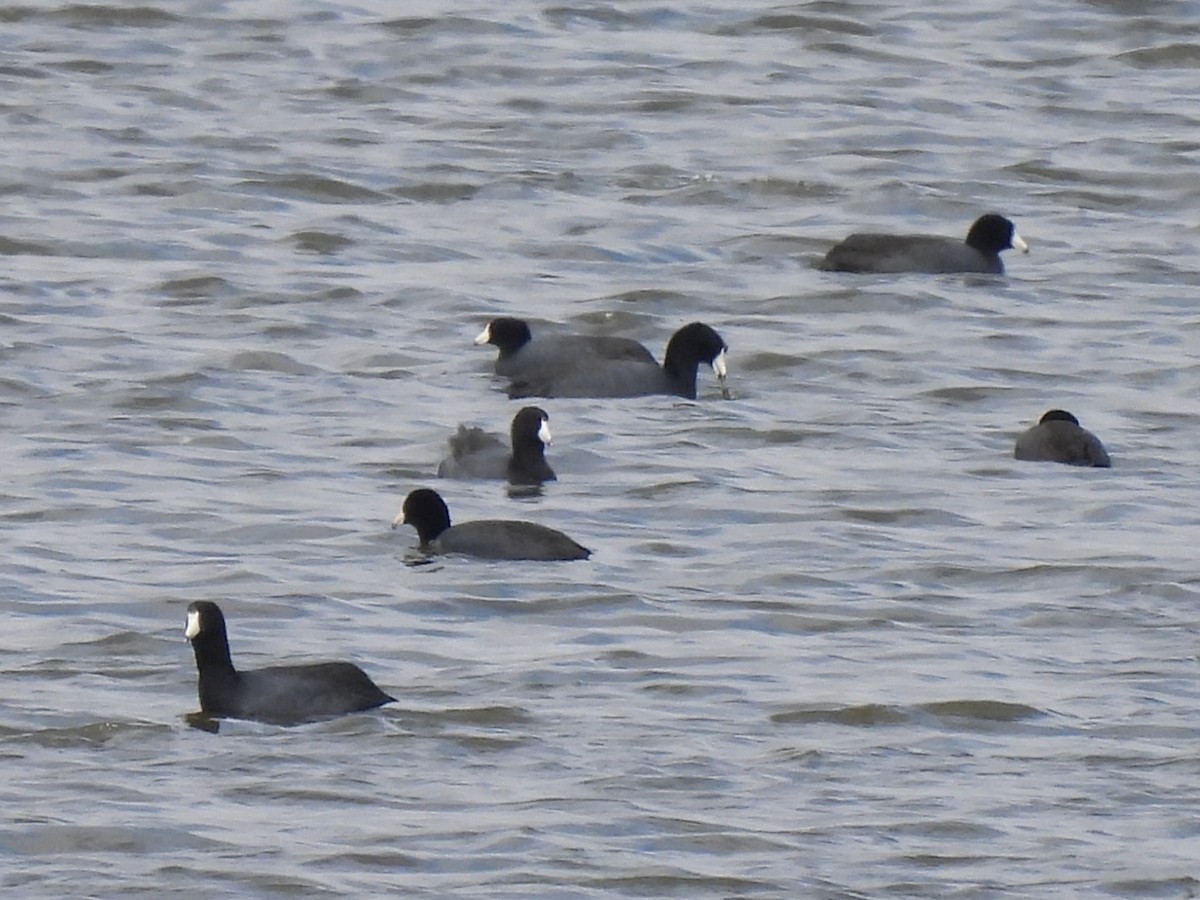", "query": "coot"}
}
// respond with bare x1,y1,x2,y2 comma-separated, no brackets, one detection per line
476,317,656,379
393,488,590,561
437,406,556,485
184,600,394,726
819,213,1028,274
1014,409,1111,467
478,319,728,399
